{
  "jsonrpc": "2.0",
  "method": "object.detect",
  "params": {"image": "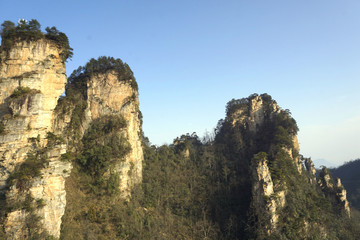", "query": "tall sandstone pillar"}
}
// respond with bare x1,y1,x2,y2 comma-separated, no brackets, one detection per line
0,39,71,239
